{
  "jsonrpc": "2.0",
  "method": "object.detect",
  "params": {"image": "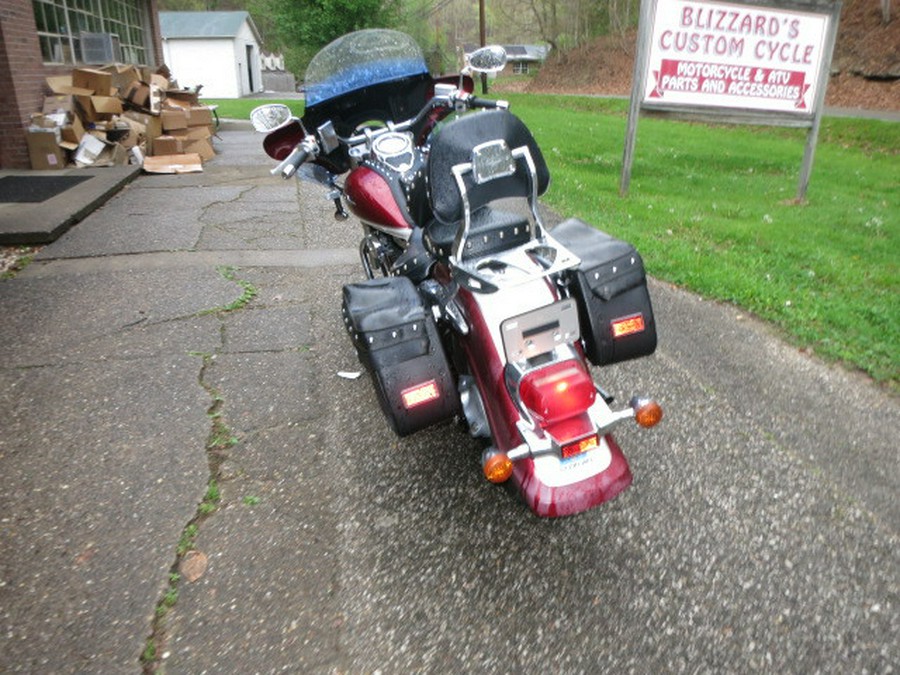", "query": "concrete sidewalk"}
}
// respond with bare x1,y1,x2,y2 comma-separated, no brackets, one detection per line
0,124,358,671
0,165,140,245
0,124,896,674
